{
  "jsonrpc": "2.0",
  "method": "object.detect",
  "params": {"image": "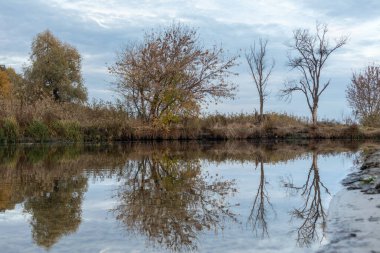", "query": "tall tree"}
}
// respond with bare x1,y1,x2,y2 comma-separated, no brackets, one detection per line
346,65,380,126
280,23,348,125
109,23,238,124
245,39,274,121
26,30,87,103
